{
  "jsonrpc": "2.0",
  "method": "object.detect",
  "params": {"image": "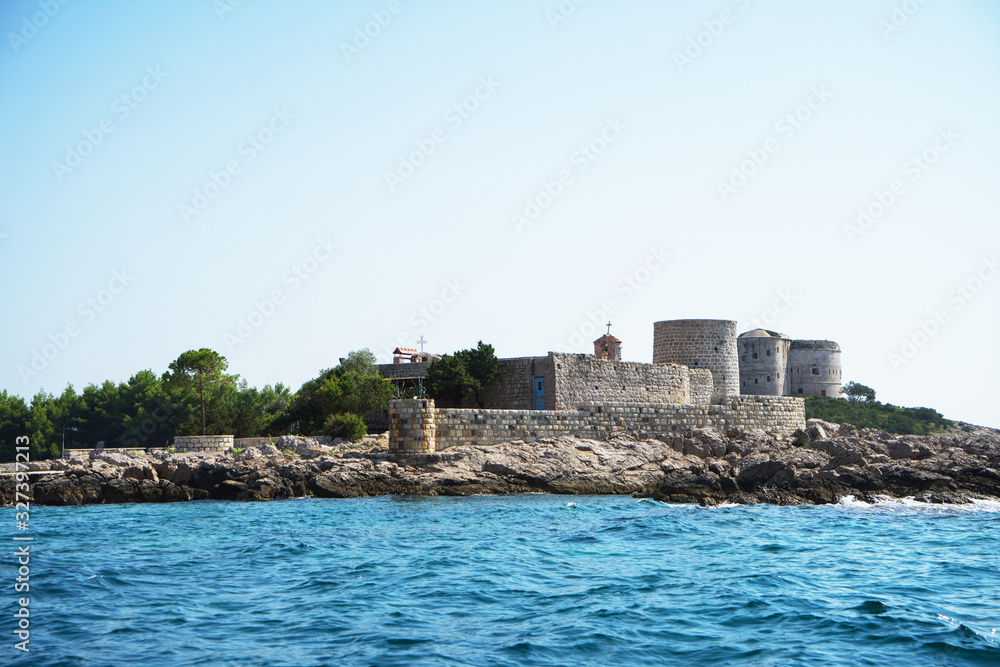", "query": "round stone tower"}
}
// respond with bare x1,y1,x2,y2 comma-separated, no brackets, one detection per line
787,340,842,398
738,329,792,396
653,319,739,398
